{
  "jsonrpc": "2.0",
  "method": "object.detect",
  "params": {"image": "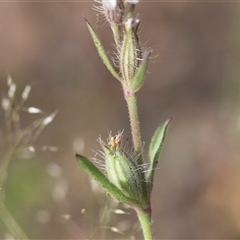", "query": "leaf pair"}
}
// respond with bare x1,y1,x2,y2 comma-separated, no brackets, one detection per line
84,17,151,93
76,118,171,208
76,154,141,208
